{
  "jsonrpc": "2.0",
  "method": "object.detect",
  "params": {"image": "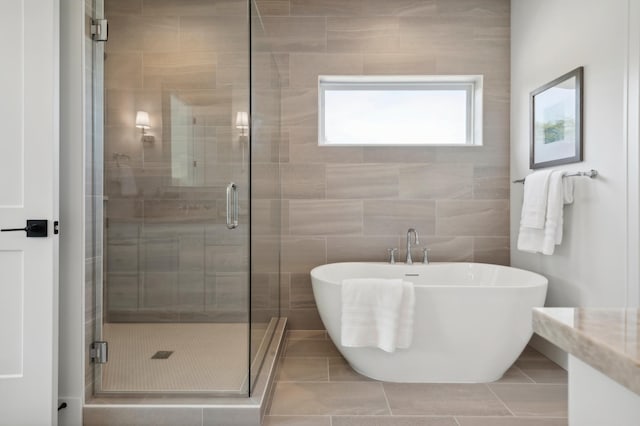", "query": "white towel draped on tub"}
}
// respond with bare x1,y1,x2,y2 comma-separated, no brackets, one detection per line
517,170,574,255
341,278,415,353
